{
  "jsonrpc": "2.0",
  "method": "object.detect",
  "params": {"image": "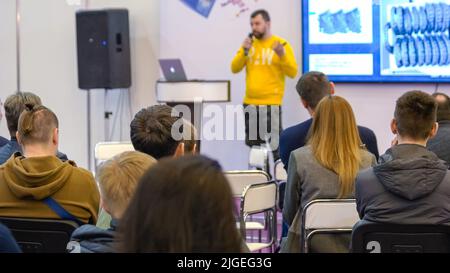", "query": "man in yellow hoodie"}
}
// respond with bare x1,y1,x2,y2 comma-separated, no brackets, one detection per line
231,9,298,161
0,104,99,224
